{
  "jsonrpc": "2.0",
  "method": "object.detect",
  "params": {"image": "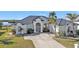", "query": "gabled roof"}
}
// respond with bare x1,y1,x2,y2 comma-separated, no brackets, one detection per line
16,16,48,25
